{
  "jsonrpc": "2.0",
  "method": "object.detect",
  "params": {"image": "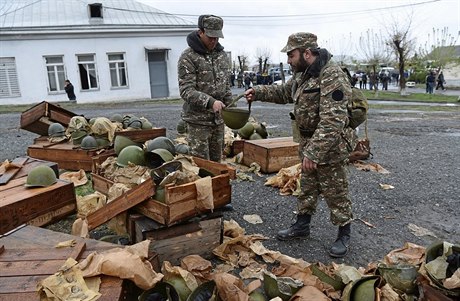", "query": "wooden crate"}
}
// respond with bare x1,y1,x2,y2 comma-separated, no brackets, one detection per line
0,156,59,185
92,157,233,226
243,137,299,173
0,225,129,300
27,128,166,172
129,213,223,266
0,178,76,235
20,101,78,136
